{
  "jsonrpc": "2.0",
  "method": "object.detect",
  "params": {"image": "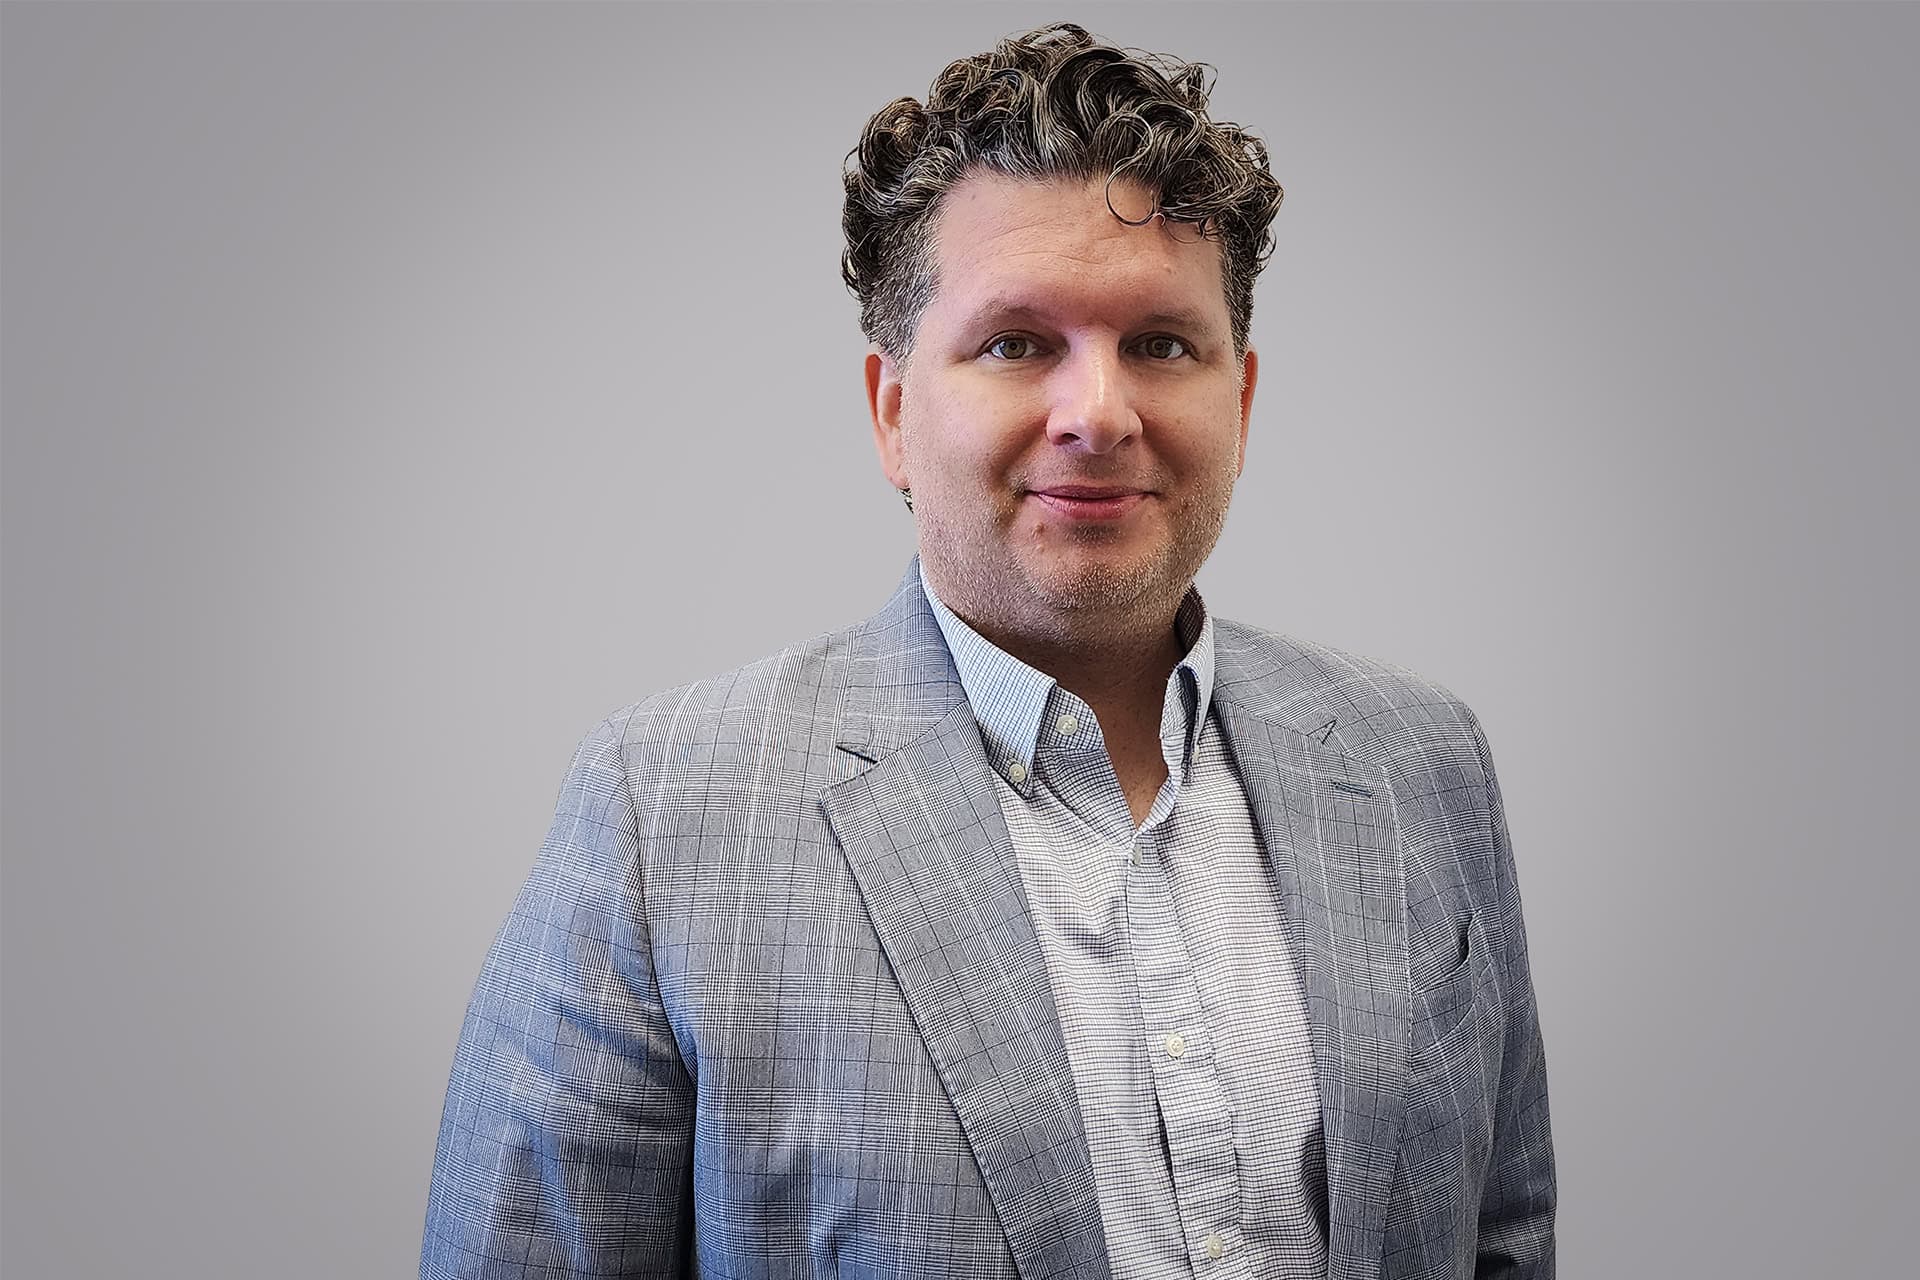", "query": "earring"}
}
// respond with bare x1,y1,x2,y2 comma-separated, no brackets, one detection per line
898,487,913,512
